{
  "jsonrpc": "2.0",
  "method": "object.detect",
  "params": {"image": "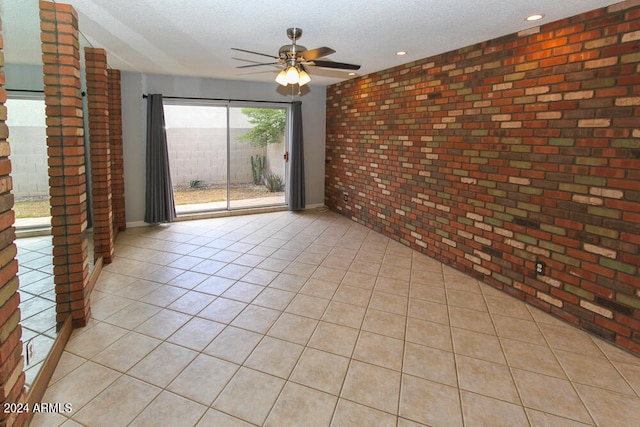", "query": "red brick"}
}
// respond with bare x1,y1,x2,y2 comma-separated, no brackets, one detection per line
595,316,631,337
0,8,26,418
85,47,114,263
616,336,640,354
41,0,91,329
